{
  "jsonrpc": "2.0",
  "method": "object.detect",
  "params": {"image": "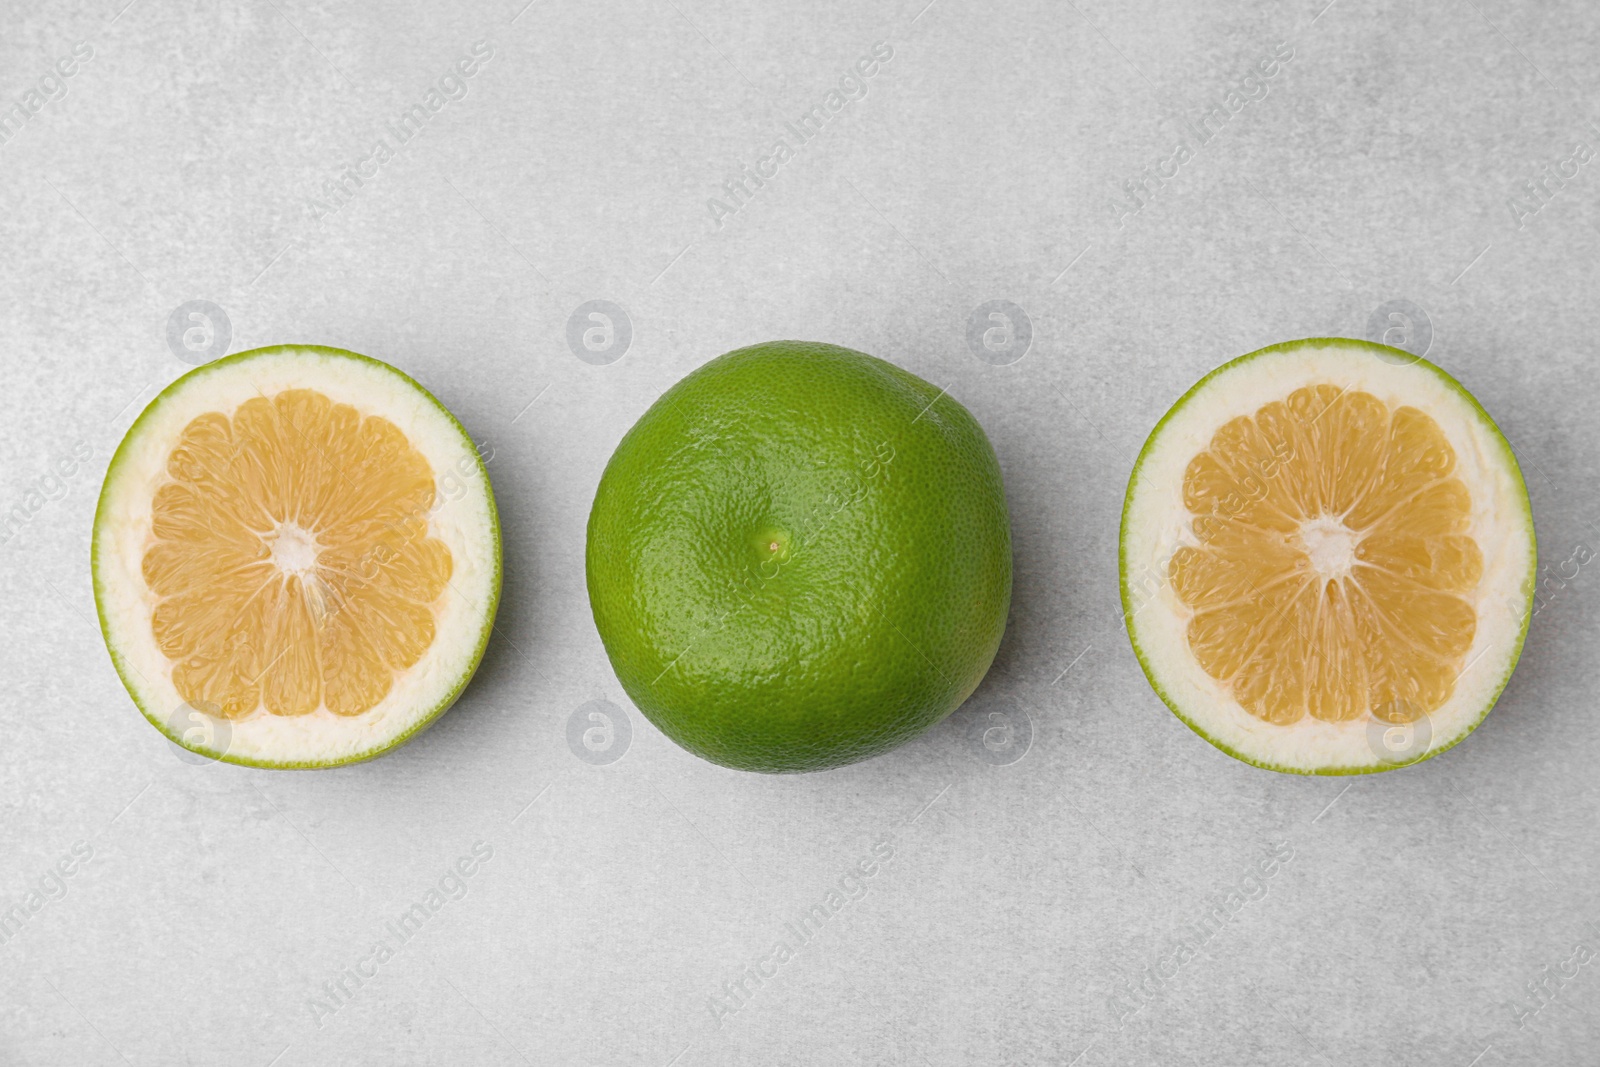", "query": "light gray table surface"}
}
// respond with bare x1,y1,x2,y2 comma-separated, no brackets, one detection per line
3,0,1598,1063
